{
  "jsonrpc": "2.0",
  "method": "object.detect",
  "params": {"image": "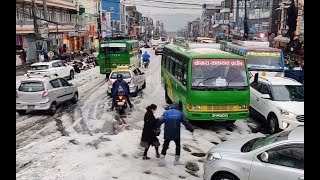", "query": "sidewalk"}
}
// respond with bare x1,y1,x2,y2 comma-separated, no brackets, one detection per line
16,59,38,76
